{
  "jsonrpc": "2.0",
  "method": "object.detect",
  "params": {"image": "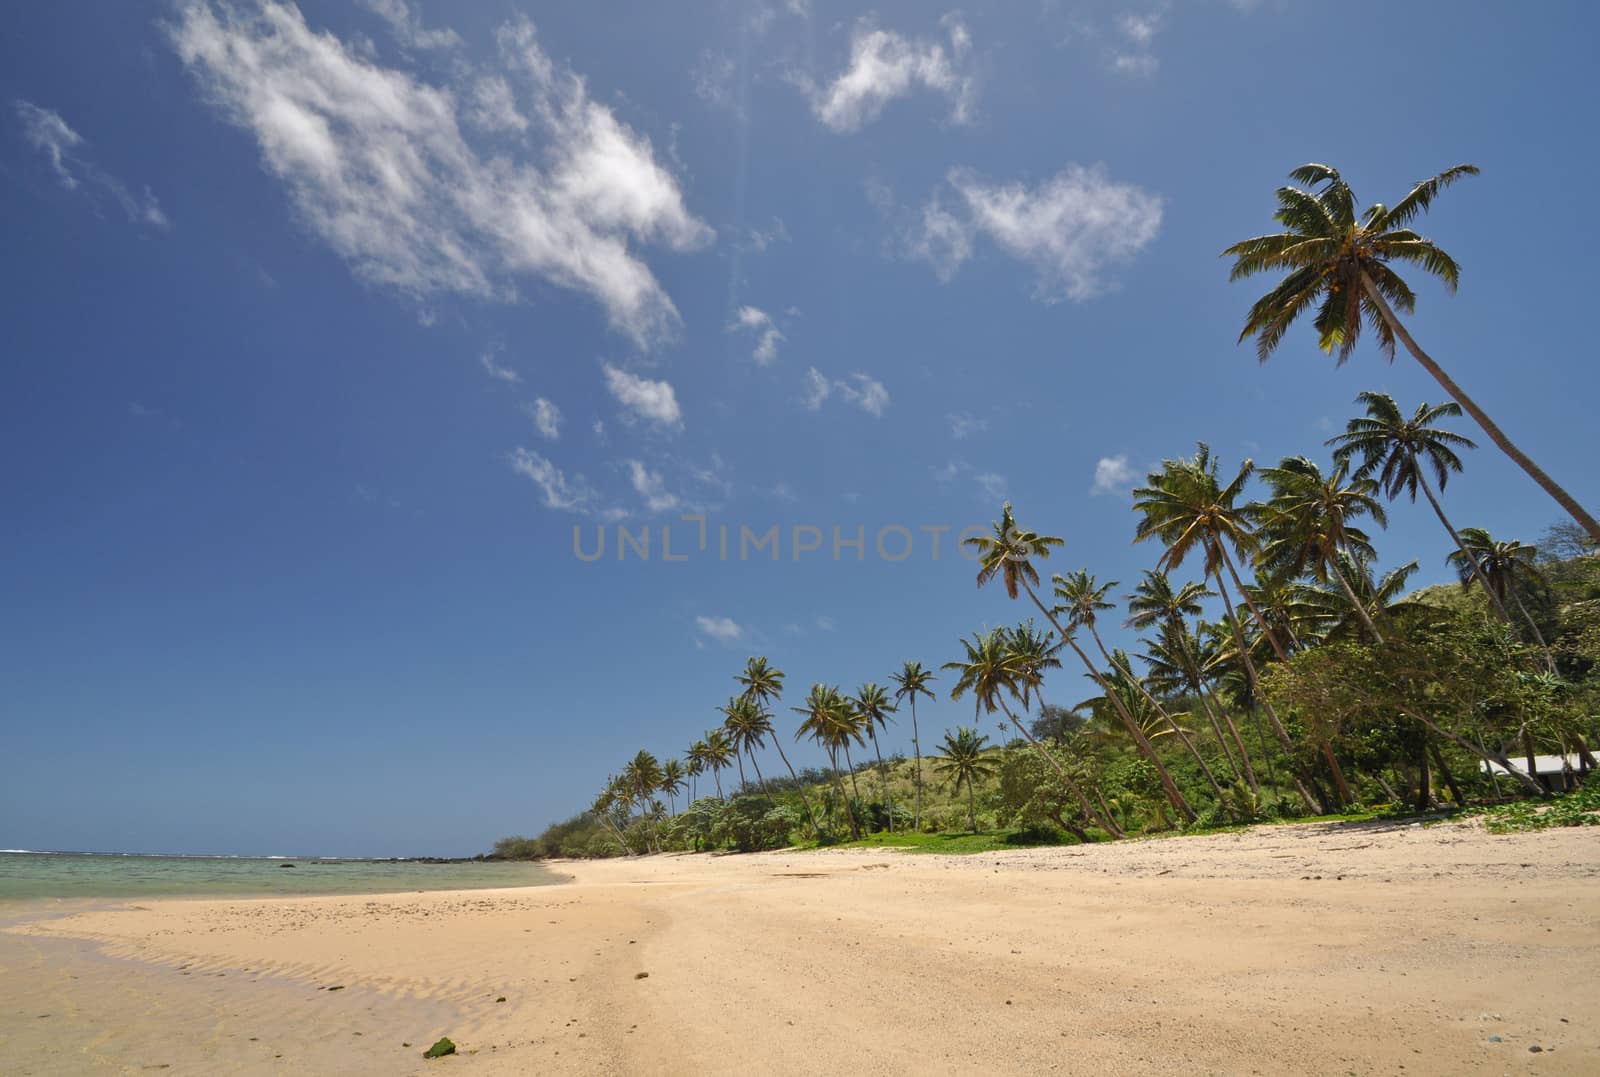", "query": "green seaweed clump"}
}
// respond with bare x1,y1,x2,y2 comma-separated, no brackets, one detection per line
423,1037,456,1059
